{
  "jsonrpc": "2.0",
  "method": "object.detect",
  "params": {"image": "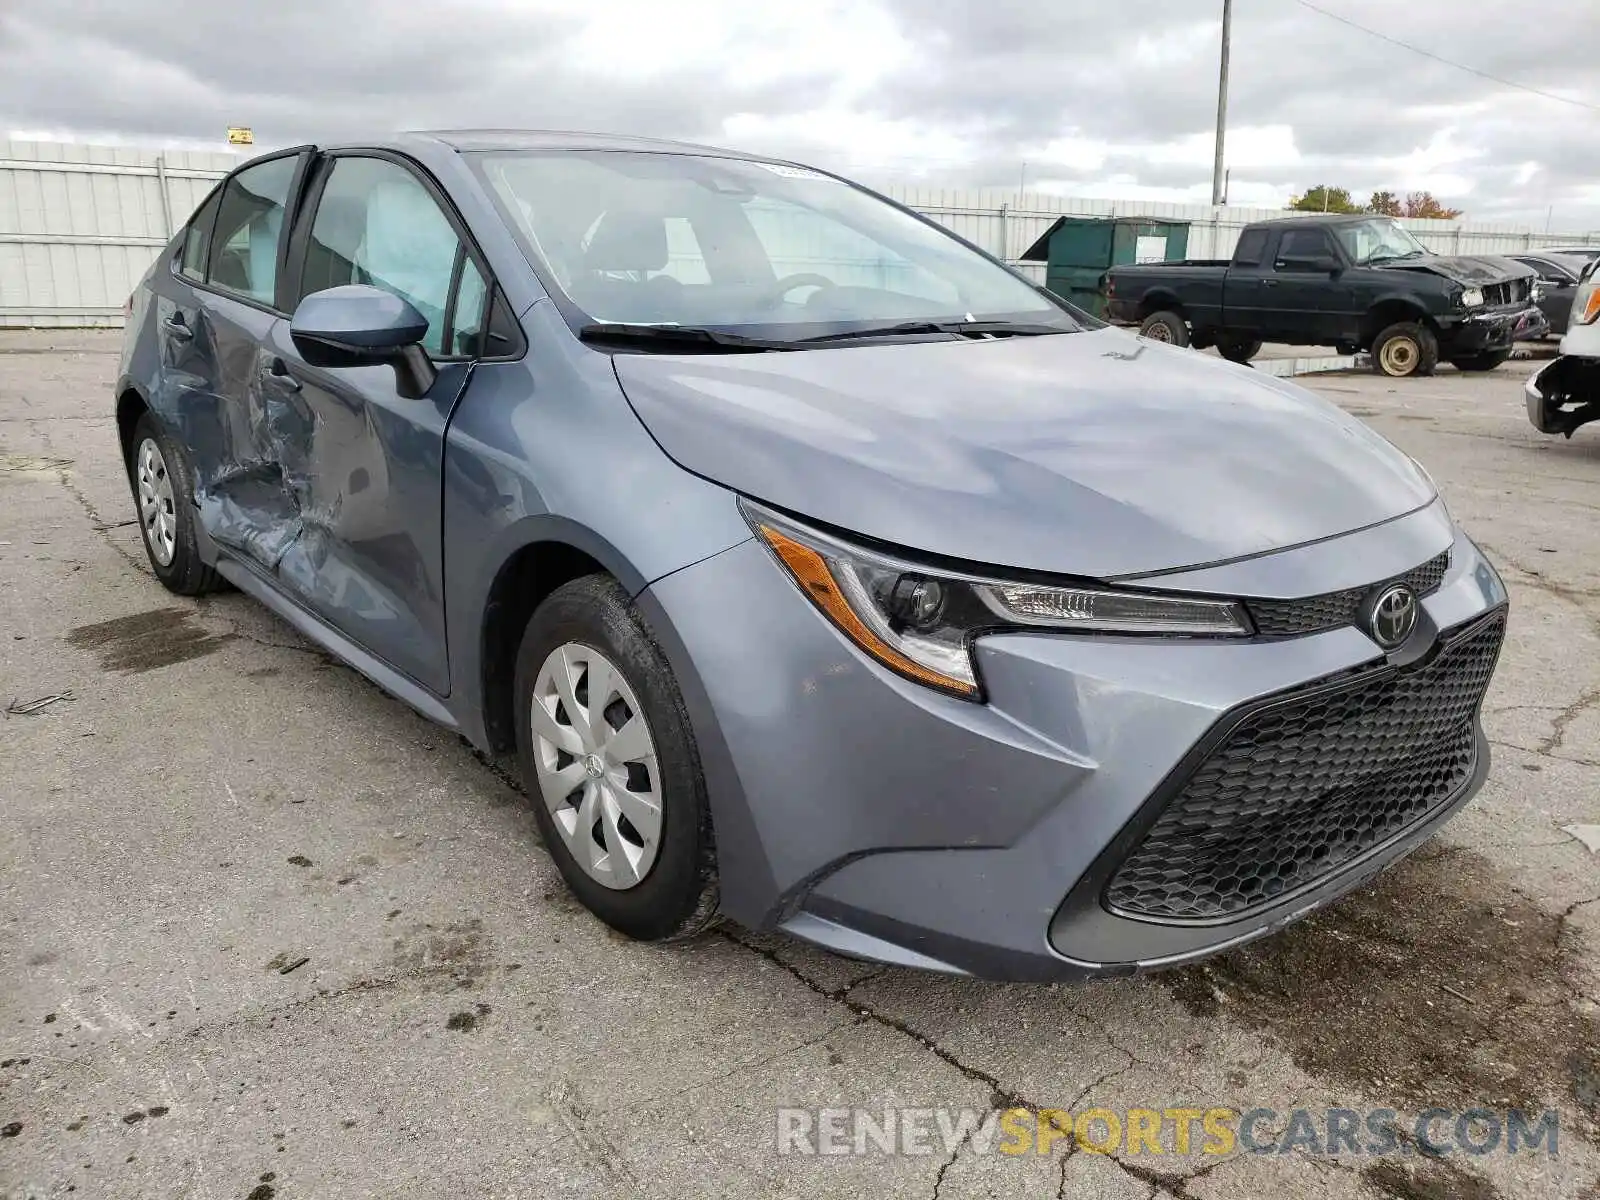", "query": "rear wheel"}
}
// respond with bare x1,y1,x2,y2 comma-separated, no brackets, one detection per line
1216,334,1263,364
1450,350,1511,372
1371,322,1439,378
1139,310,1190,347
129,414,223,595
513,575,718,942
